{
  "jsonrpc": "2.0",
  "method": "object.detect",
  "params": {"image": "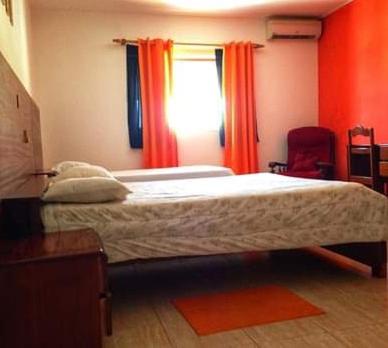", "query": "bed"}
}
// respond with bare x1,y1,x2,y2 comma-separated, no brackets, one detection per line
112,165,234,182
42,173,388,272
1,47,387,278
